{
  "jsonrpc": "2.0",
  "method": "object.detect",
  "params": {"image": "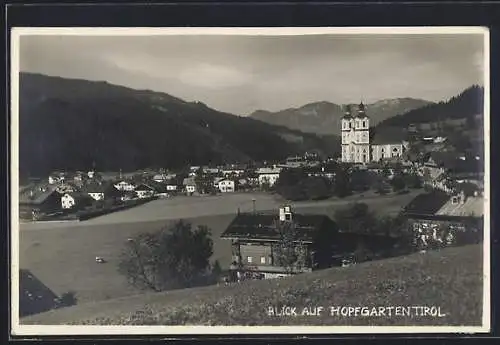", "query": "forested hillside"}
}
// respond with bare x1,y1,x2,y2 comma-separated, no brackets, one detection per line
19,73,339,177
